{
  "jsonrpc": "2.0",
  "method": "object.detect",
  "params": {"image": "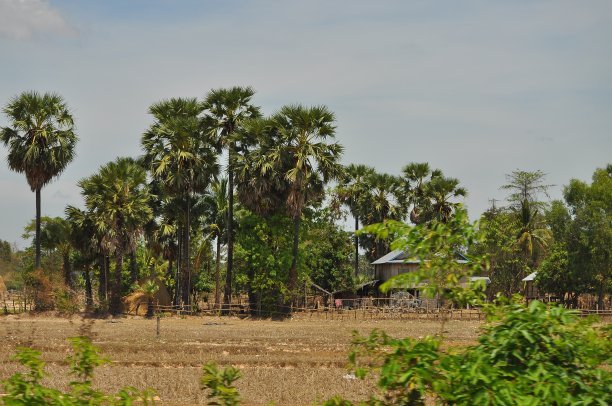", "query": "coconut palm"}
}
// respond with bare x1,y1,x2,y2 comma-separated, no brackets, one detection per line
1,91,78,268
79,157,152,315
142,98,218,306
334,164,376,276
203,87,261,307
